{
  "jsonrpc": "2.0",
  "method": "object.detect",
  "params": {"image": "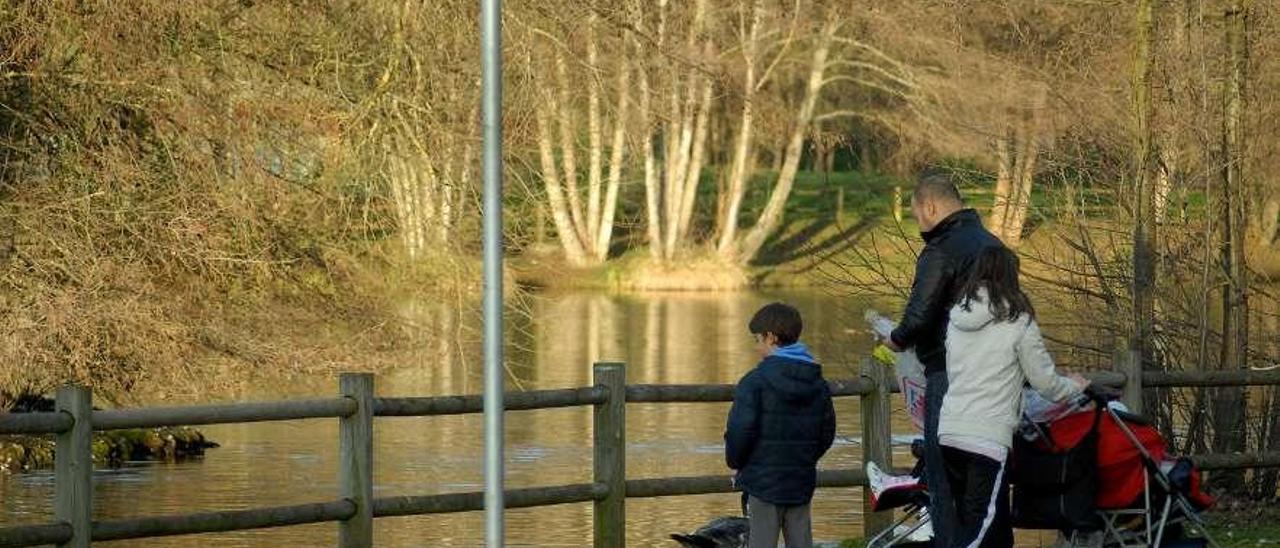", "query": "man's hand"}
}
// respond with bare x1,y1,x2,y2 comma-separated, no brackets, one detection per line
883,338,904,352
